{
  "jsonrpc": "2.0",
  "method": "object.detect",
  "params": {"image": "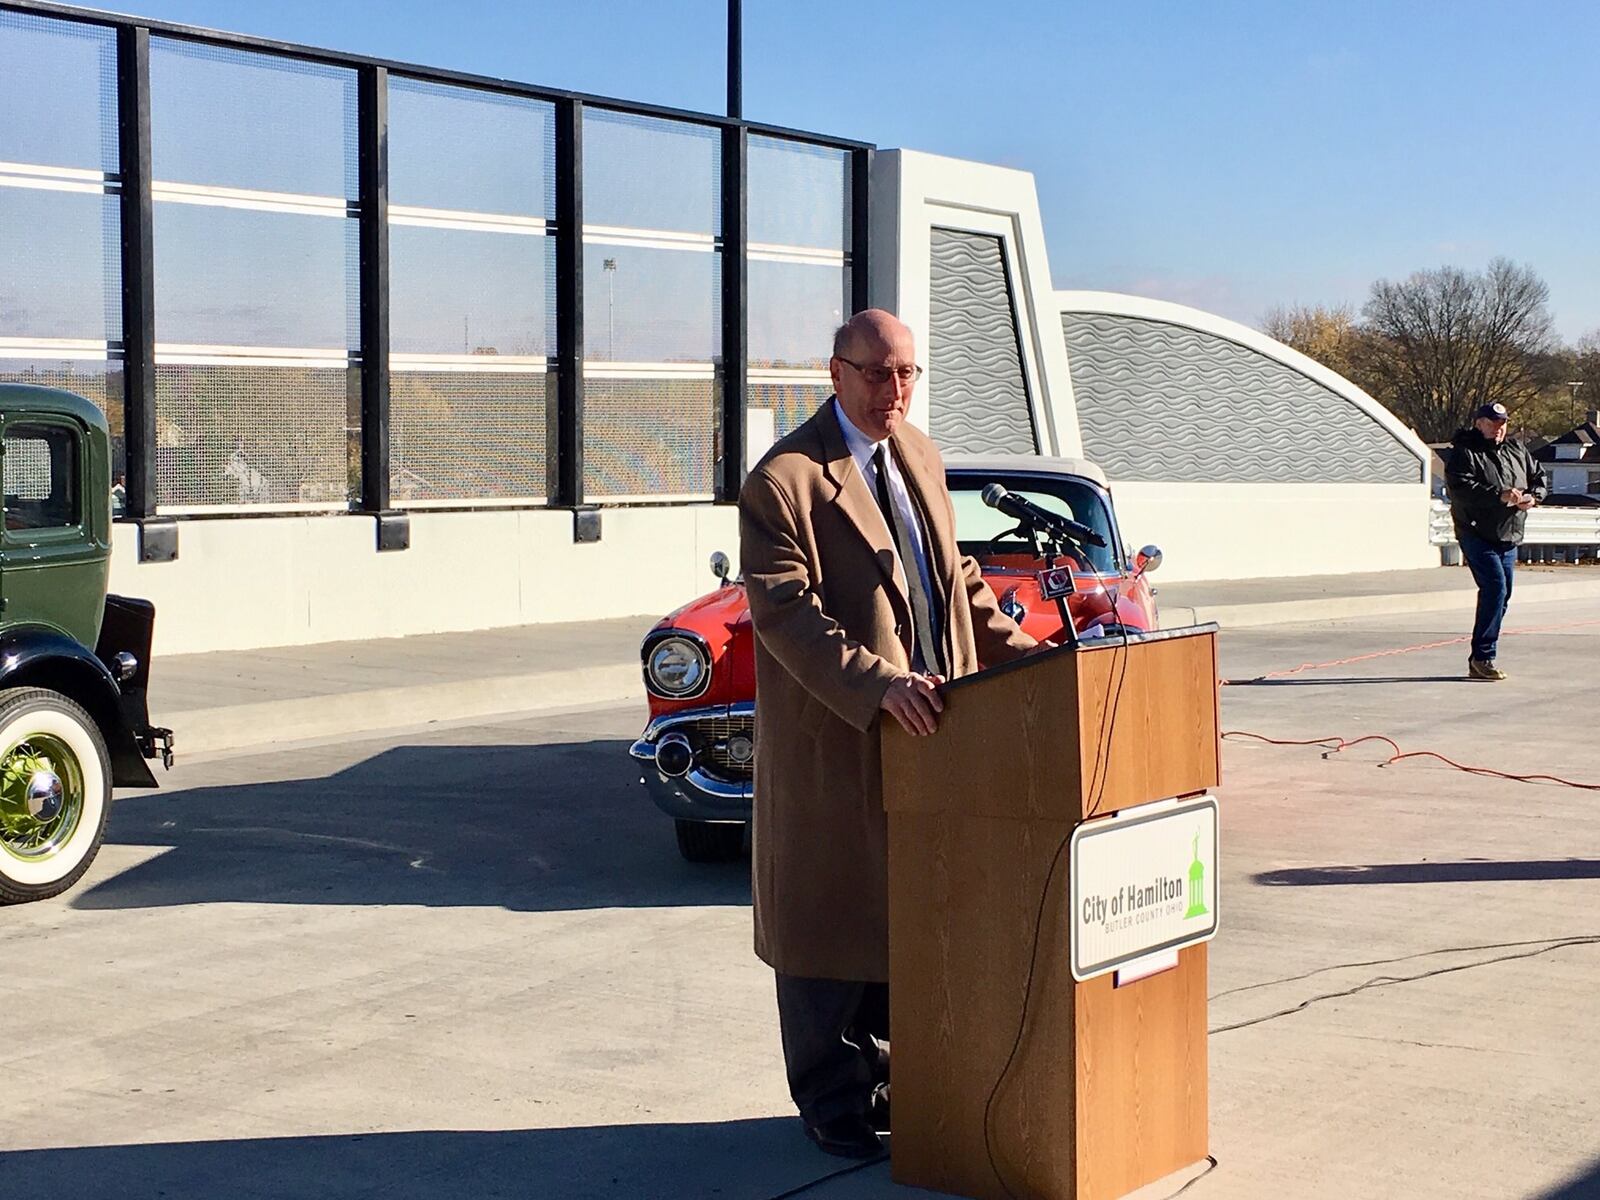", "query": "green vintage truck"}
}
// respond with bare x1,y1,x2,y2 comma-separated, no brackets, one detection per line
0,383,173,903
